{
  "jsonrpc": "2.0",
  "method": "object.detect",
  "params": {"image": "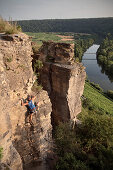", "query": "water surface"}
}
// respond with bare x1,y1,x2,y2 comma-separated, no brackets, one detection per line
82,44,113,91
